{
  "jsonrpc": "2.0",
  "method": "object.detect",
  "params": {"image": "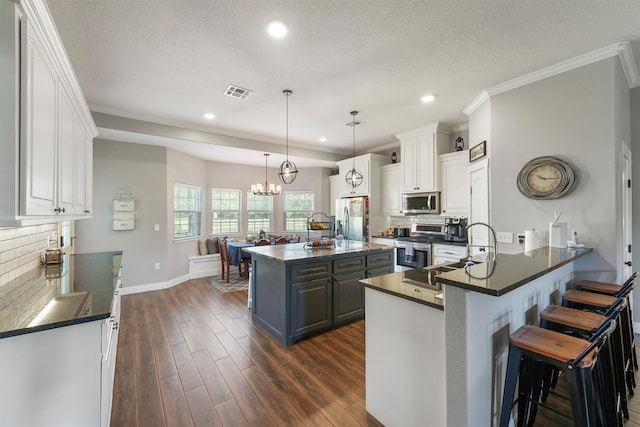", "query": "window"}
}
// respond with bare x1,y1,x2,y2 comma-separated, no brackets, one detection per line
284,191,314,232
211,189,241,234
247,192,273,233
173,184,201,239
